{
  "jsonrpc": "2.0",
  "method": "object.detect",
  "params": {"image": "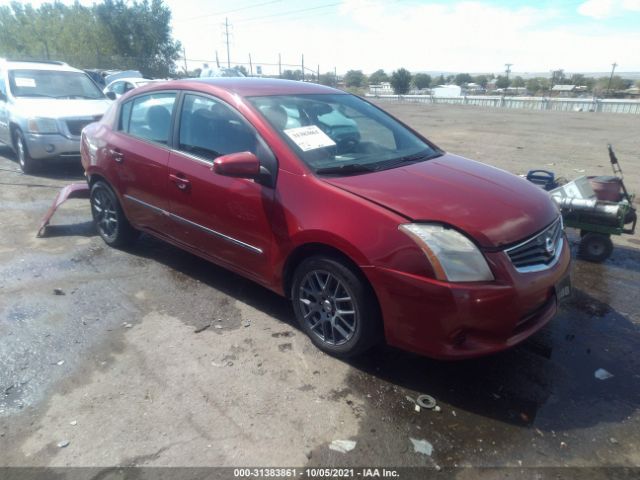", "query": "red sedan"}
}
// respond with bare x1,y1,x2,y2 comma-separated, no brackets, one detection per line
80,78,571,359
